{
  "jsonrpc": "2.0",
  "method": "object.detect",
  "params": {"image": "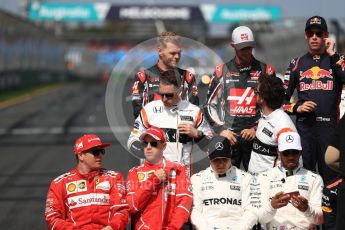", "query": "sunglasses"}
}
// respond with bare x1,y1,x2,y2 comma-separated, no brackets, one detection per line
158,92,175,99
91,148,105,156
281,150,300,157
143,141,159,148
306,31,324,38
